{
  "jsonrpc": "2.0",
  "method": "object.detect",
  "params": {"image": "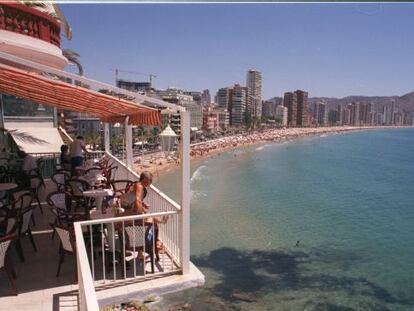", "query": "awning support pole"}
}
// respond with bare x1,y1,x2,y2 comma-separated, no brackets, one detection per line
125,117,133,169
104,123,110,154
179,110,190,275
